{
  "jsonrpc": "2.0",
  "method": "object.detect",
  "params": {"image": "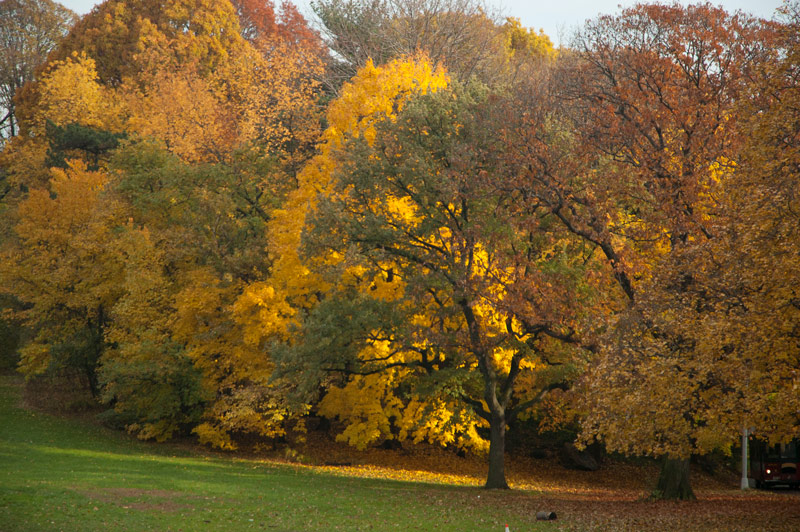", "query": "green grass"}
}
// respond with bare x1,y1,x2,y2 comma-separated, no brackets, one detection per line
0,376,552,531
